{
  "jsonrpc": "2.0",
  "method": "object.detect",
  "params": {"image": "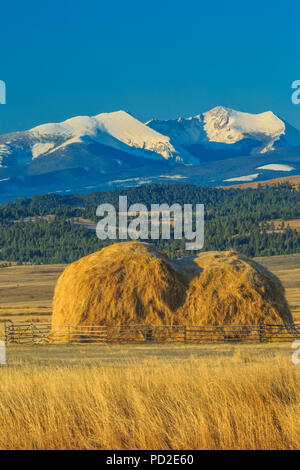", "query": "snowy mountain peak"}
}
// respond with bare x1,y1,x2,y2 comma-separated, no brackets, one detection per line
203,106,284,135
147,106,300,155
0,110,184,167
202,107,286,151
